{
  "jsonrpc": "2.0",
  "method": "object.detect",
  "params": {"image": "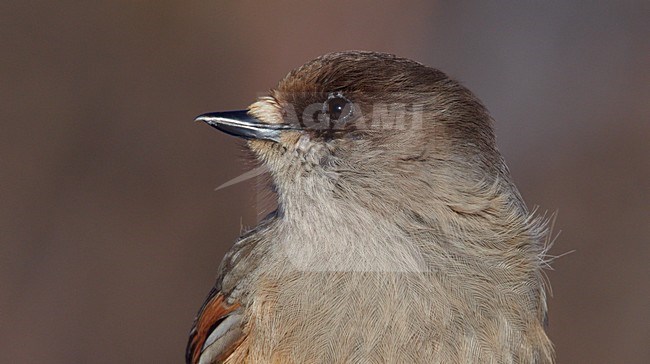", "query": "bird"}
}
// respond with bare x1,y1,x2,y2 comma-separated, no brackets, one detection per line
187,51,554,363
